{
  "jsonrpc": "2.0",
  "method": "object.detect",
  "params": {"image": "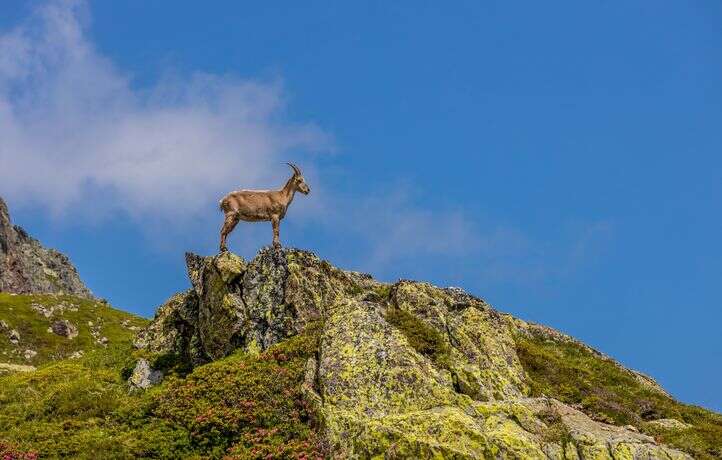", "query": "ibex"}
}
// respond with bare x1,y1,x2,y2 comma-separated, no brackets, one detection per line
218,163,310,252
